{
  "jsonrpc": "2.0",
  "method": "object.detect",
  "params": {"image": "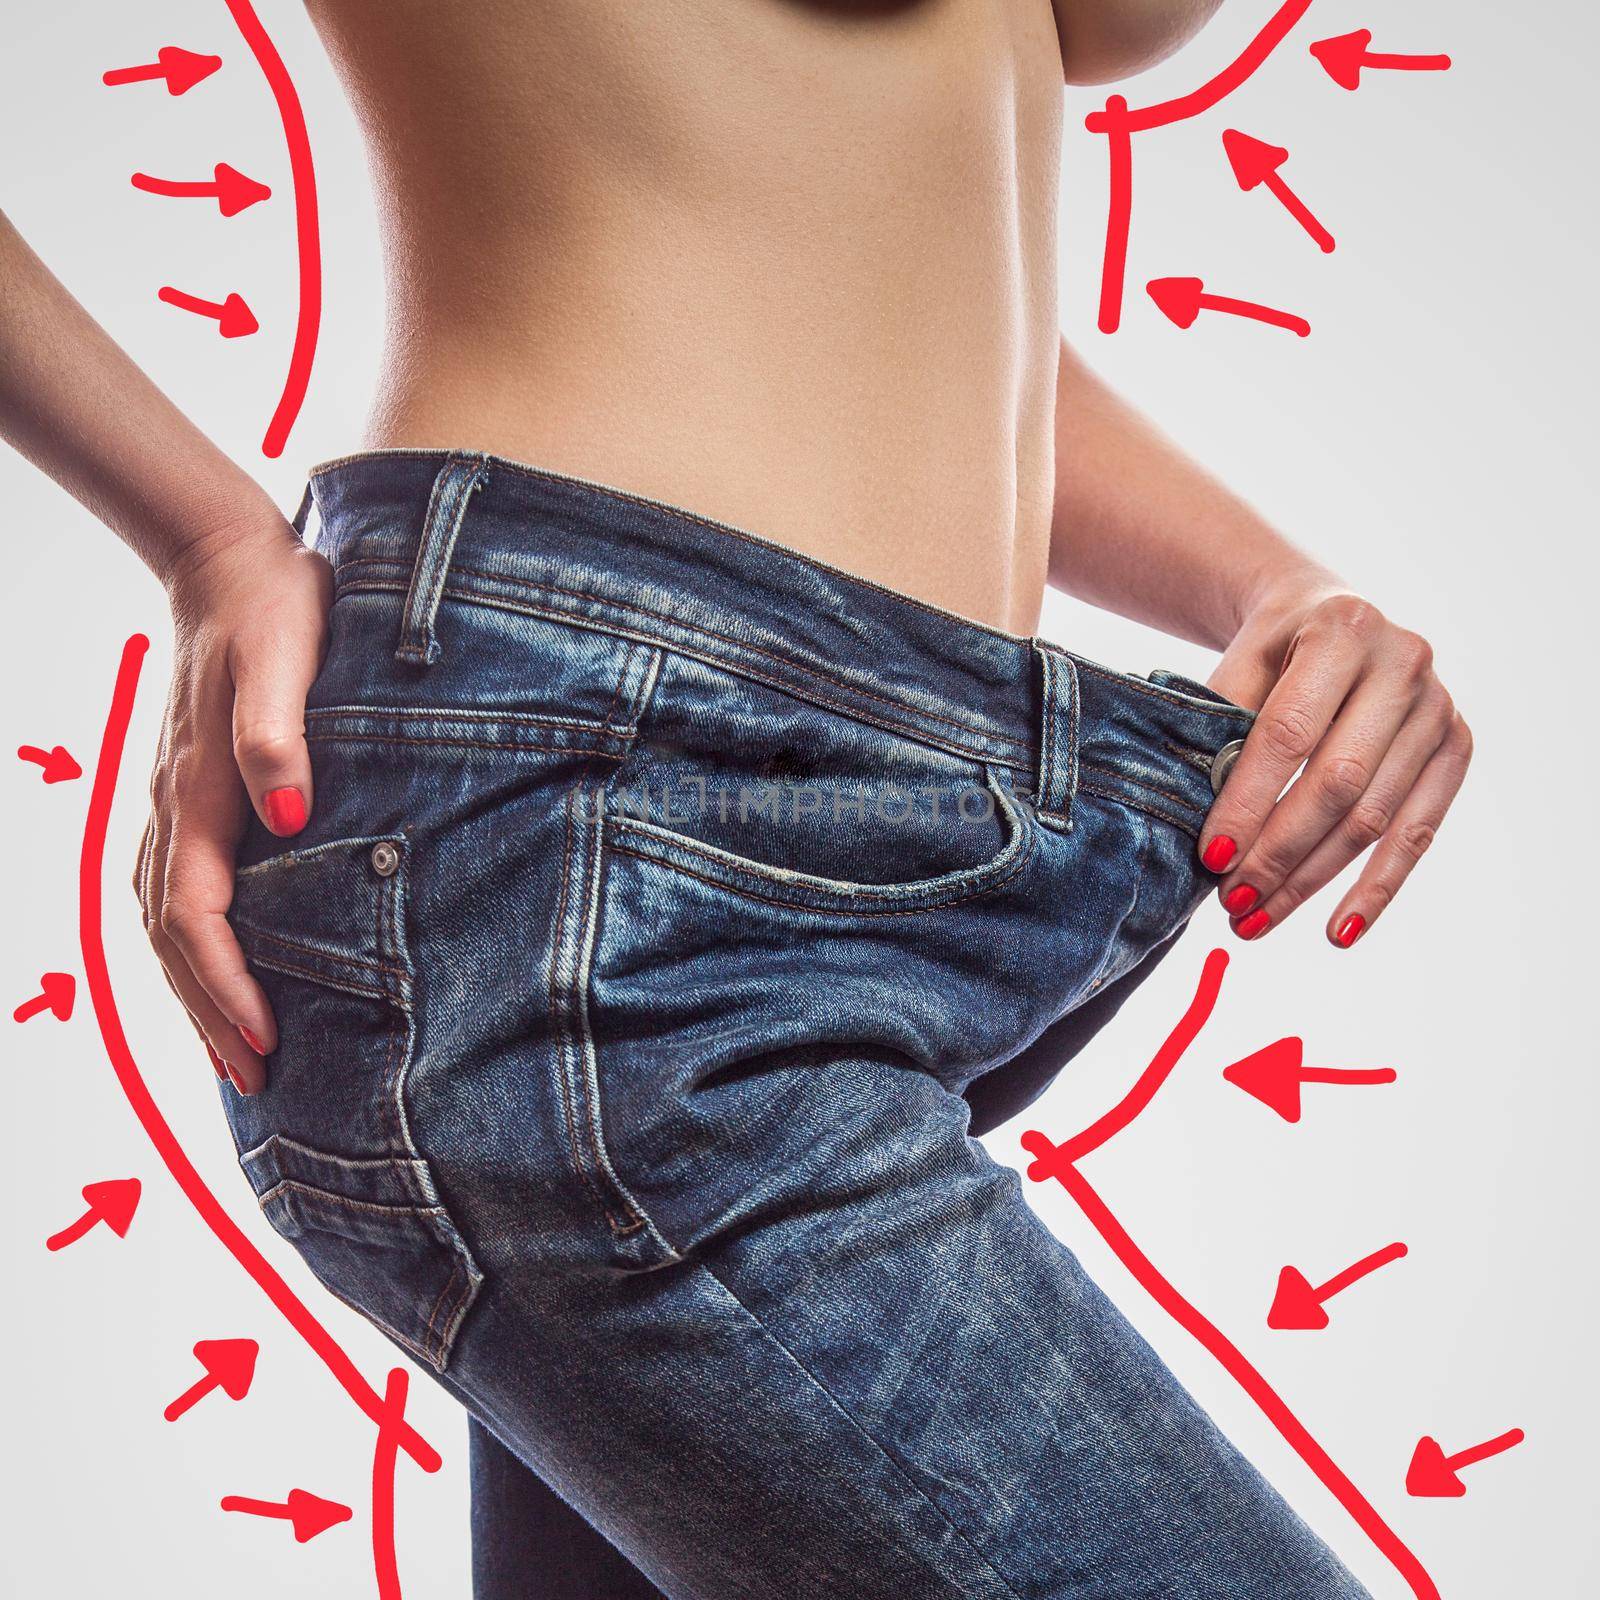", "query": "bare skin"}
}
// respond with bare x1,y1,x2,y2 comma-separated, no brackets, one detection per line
0,0,1471,1093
